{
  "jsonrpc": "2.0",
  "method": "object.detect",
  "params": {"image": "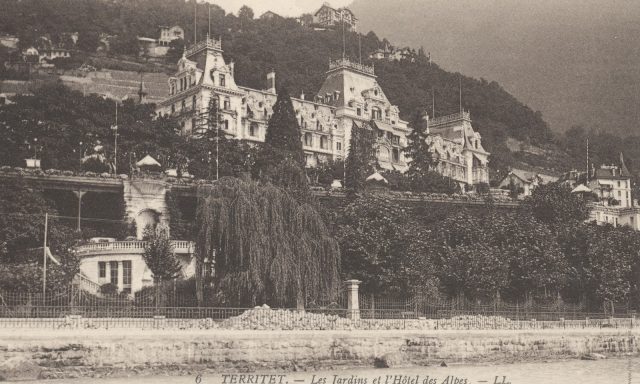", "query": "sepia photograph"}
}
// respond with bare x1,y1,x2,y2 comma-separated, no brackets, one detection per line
0,0,638,382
